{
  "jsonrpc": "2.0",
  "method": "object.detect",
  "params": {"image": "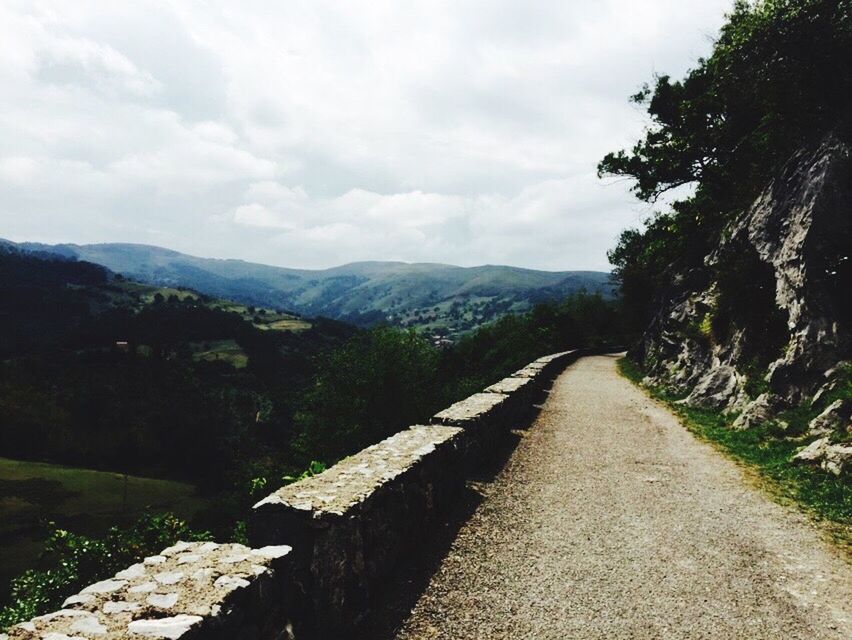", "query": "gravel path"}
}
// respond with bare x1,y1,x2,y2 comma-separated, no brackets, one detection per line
393,354,852,639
